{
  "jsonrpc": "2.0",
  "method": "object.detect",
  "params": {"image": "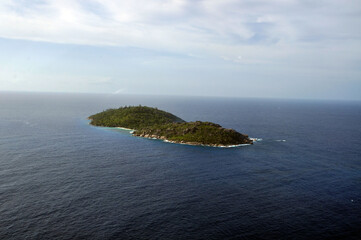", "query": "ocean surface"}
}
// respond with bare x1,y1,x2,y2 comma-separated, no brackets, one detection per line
0,92,360,240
